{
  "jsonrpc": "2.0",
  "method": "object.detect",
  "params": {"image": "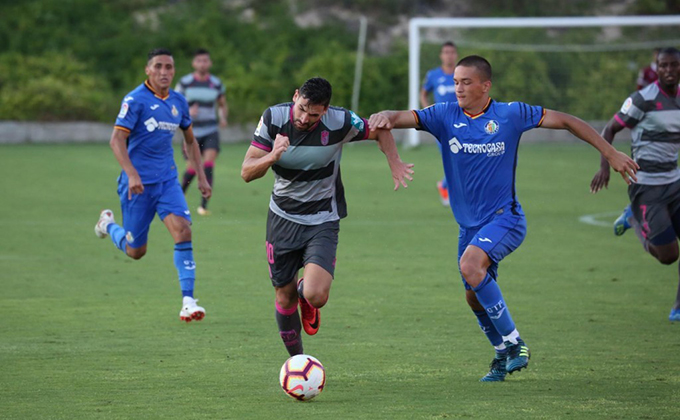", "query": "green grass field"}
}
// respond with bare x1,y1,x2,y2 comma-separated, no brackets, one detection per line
1,142,679,419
